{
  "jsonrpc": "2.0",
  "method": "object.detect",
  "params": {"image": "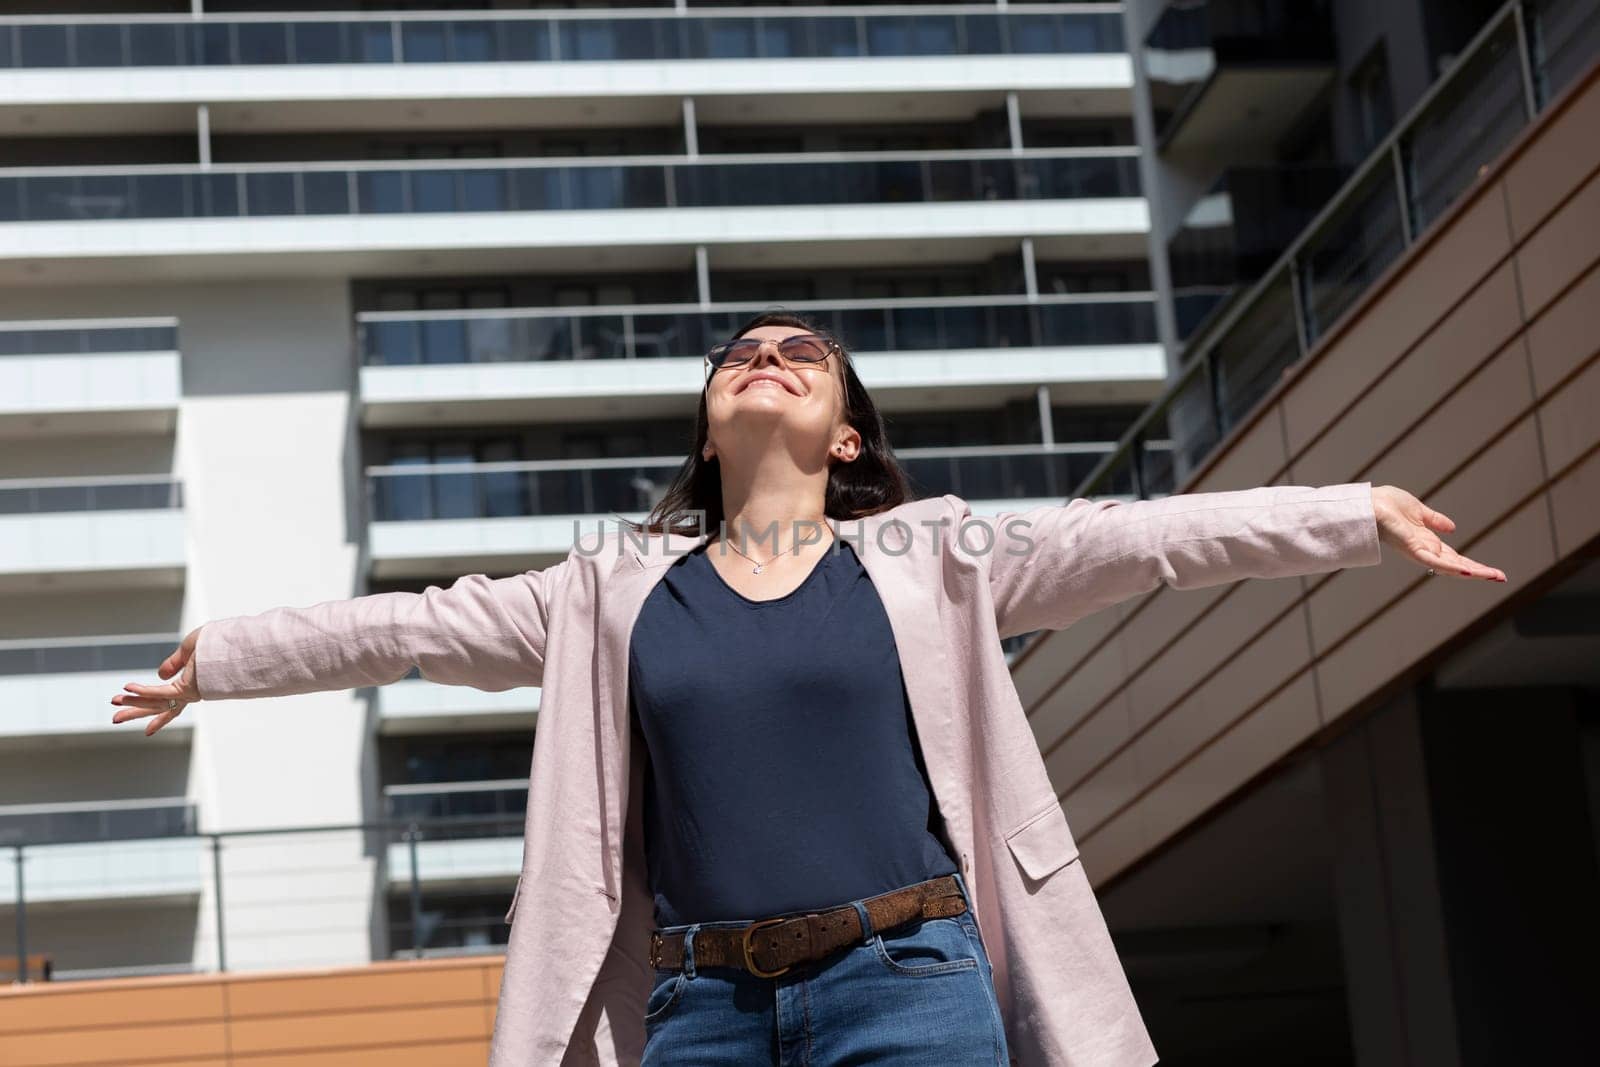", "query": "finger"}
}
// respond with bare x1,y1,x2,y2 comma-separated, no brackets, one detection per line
157,647,184,680
1417,542,1506,582
123,681,180,700
146,709,181,737
1420,505,1456,534
1443,546,1506,582
113,696,175,714
112,705,157,723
